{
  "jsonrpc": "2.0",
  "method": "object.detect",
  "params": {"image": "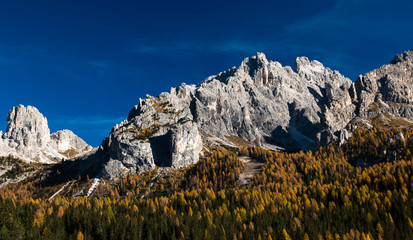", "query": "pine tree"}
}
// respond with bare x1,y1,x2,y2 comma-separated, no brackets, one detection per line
0,225,10,240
